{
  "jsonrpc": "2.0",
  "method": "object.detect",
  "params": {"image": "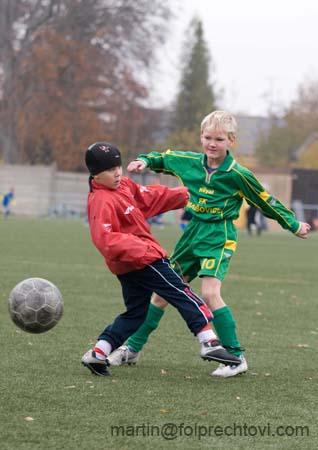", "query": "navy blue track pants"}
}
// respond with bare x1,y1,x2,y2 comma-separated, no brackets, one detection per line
98,258,212,350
